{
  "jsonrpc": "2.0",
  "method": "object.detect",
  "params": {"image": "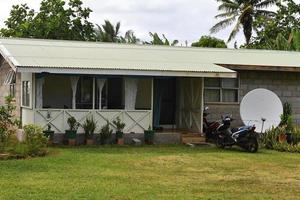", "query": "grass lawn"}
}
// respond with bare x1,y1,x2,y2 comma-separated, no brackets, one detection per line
0,146,300,200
